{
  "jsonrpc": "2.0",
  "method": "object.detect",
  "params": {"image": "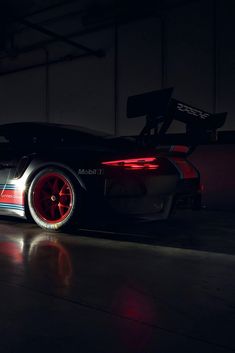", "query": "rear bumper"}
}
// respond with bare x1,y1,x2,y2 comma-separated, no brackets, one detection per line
83,156,200,222
101,174,200,220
